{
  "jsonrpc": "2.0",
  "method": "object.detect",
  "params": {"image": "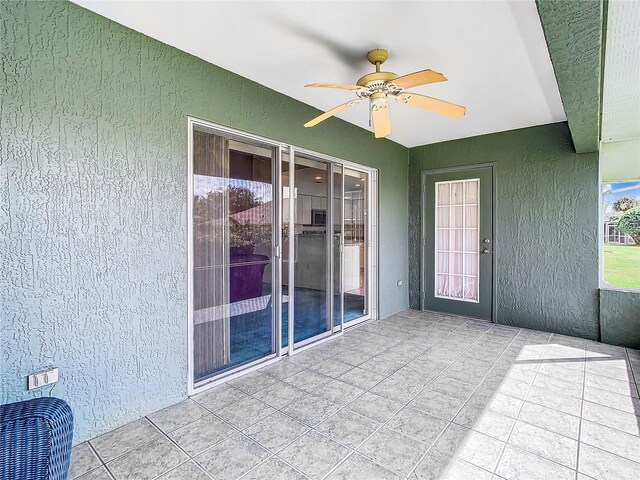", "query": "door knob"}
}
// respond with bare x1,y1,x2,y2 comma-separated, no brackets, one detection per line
483,238,491,243
483,248,491,254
